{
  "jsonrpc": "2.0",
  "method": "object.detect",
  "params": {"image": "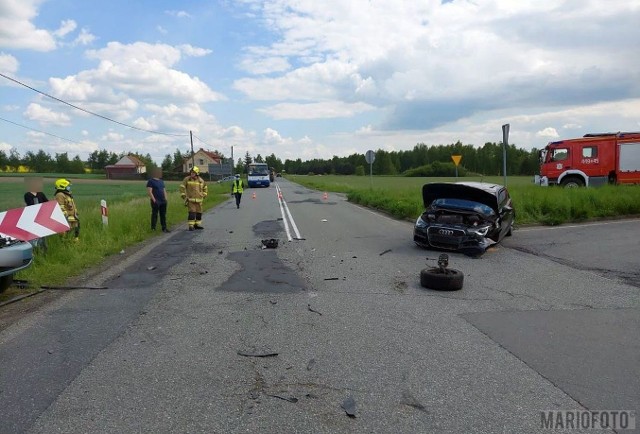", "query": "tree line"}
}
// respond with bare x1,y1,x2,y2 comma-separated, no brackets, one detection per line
281,141,540,176
1,141,540,177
